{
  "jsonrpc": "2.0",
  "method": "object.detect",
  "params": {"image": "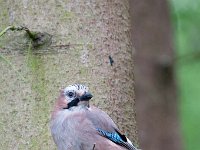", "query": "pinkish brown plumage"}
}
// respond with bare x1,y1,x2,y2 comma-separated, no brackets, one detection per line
50,84,137,150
